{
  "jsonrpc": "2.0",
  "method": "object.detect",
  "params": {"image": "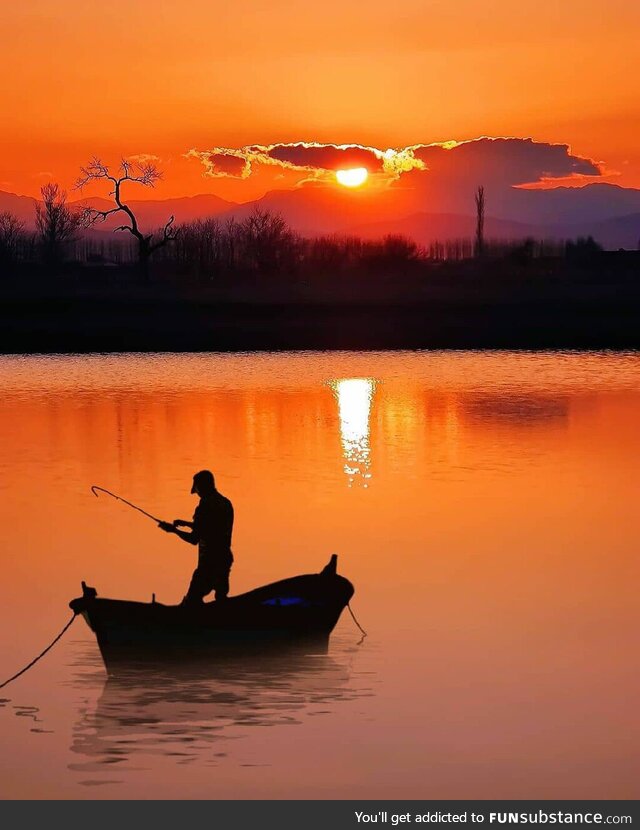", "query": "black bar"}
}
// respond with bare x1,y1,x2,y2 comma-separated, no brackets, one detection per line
1,801,638,828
